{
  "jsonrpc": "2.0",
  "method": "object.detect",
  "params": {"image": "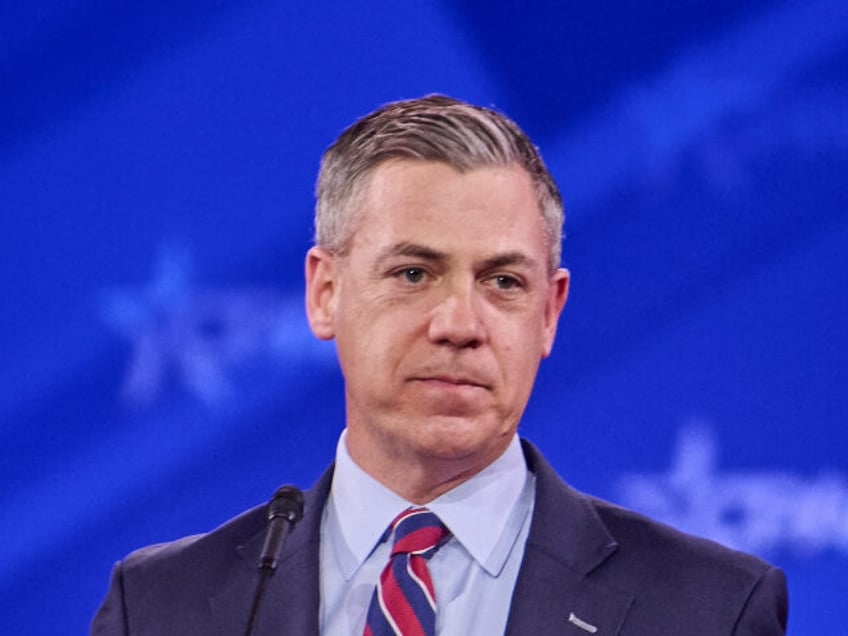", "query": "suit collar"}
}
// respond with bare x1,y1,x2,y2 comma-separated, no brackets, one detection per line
232,466,333,571
505,440,634,635
210,466,334,636
520,439,618,575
